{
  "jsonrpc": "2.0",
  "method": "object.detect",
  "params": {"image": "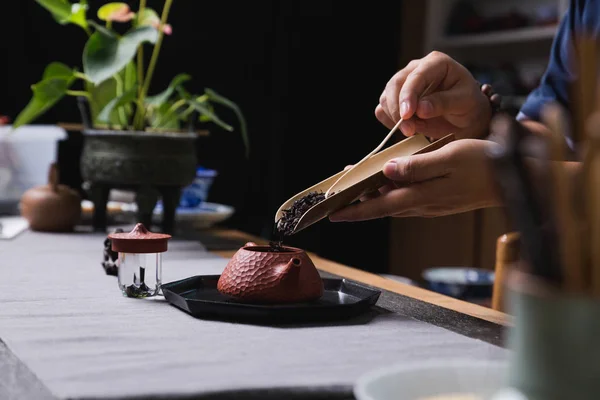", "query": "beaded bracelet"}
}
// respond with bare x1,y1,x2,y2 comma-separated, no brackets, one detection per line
480,82,502,116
